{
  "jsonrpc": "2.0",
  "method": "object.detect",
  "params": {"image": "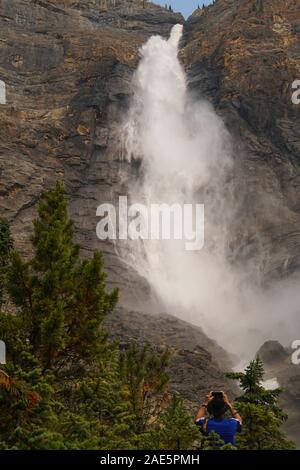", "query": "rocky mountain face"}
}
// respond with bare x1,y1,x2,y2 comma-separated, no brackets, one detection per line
257,340,300,446
0,0,183,307
183,0,300,278
105,307,237,412
1,0,300,441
